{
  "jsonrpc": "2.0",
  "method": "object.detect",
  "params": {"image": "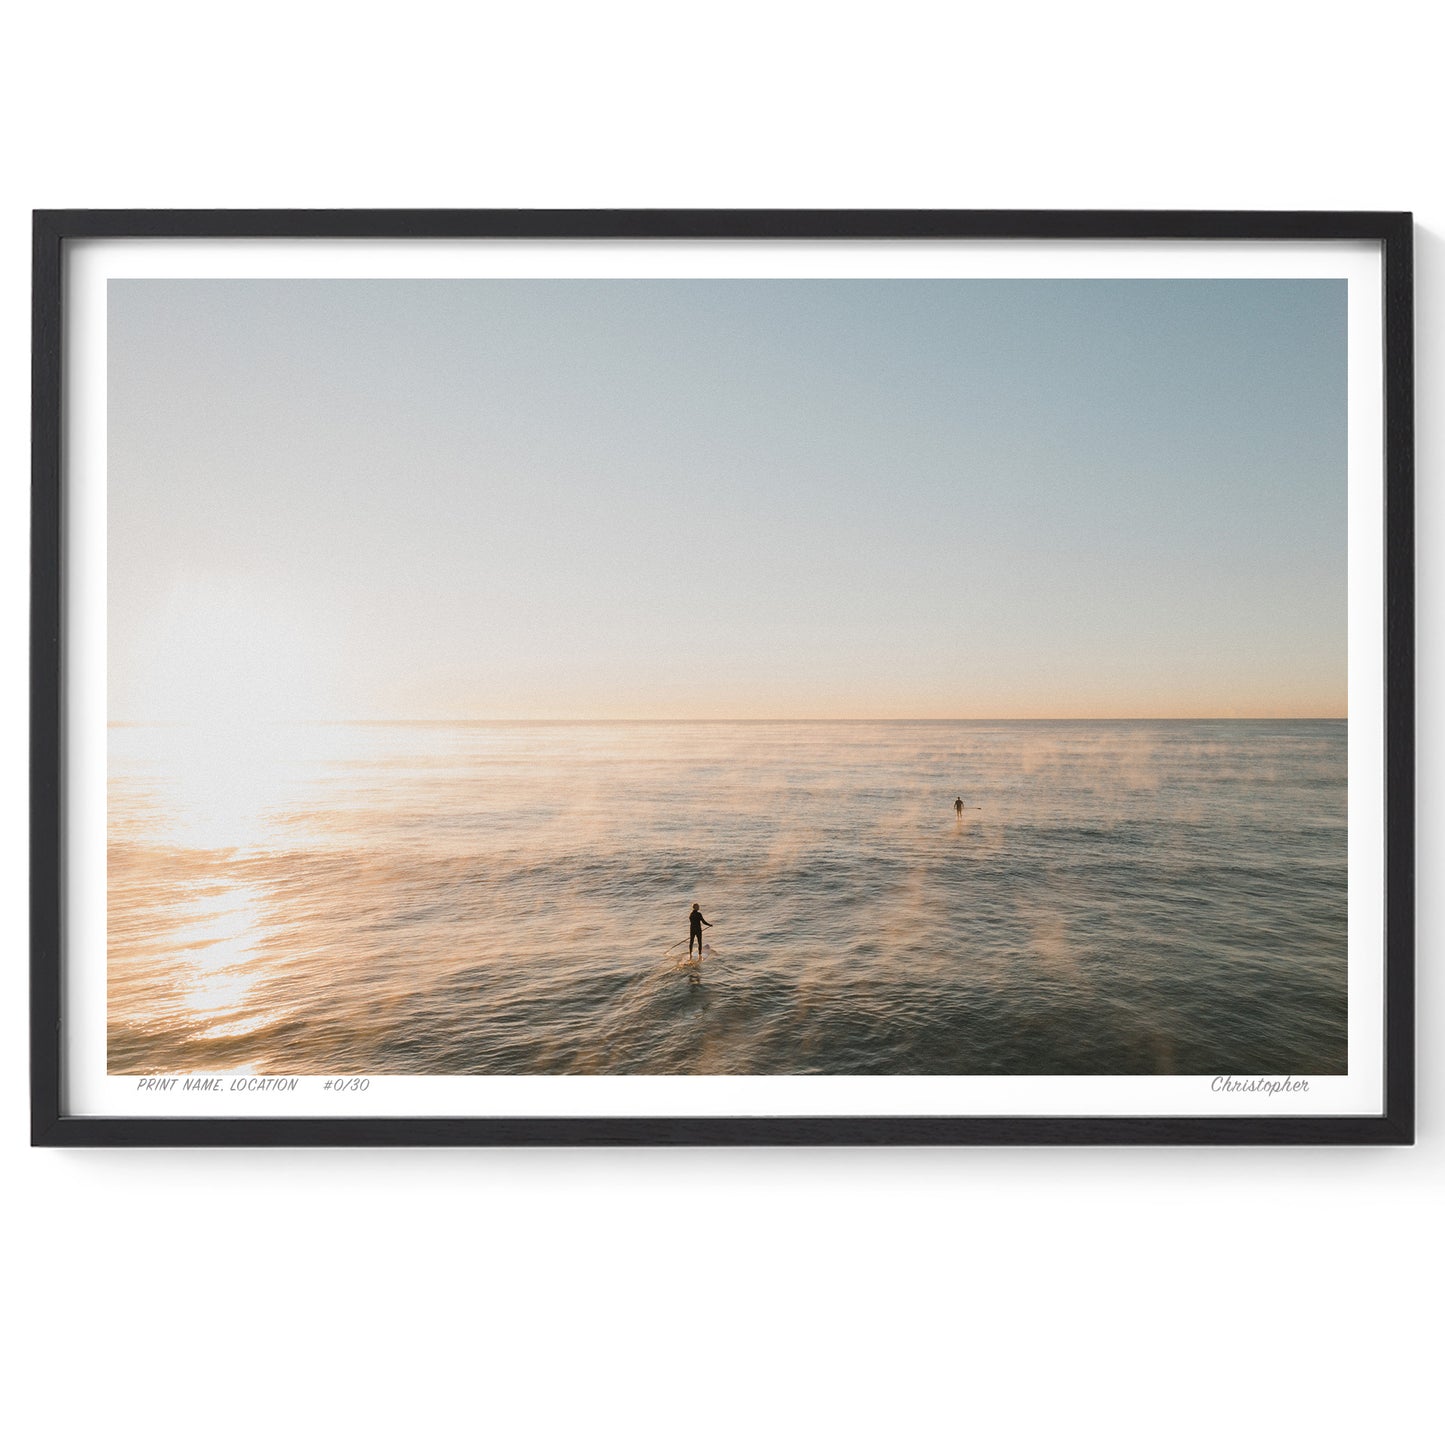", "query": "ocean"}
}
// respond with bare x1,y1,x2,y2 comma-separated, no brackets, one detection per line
108,719,1347,1076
